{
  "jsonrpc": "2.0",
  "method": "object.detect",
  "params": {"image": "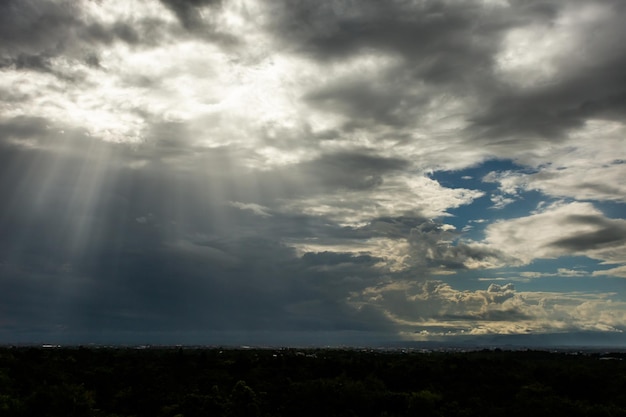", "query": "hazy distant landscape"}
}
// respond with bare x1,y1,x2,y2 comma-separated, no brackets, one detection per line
2,346,626,416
